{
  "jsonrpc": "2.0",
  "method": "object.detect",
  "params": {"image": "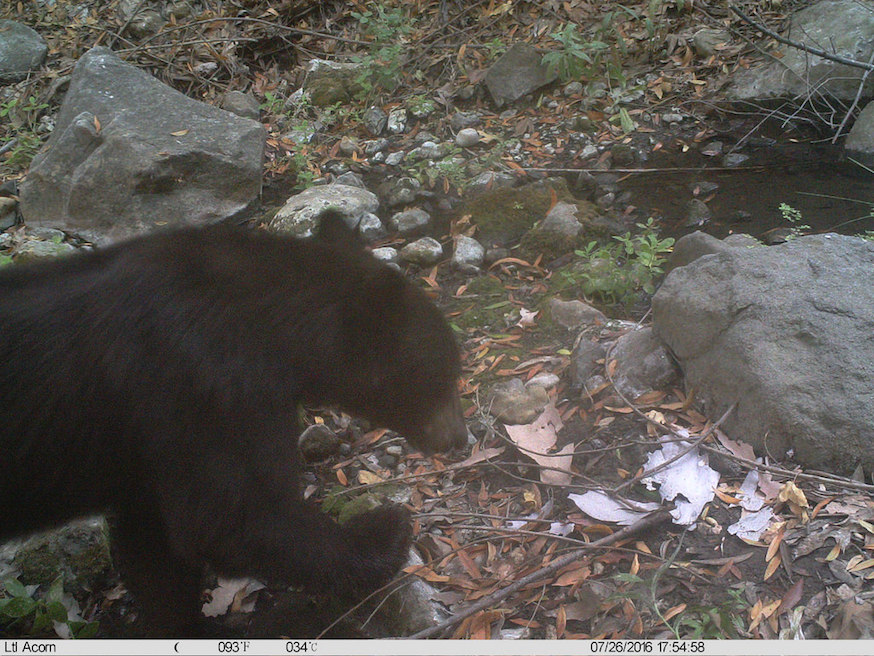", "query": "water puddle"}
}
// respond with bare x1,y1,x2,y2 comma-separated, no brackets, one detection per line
617,142,874,241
